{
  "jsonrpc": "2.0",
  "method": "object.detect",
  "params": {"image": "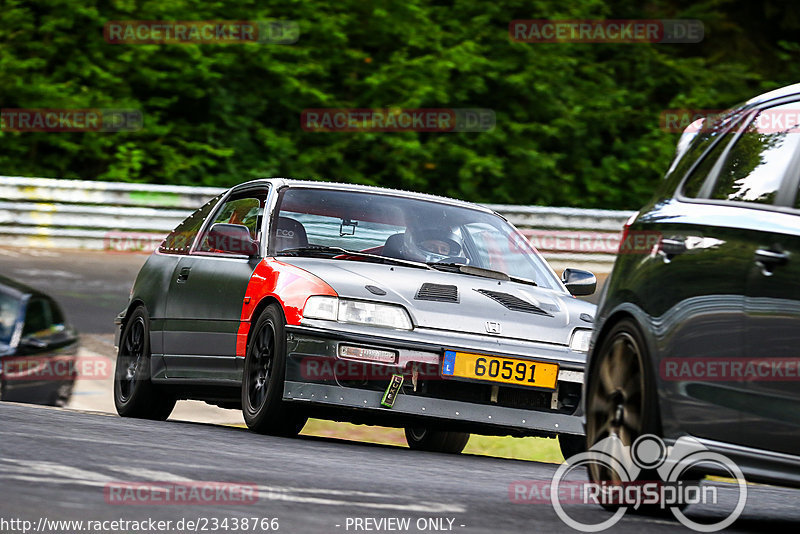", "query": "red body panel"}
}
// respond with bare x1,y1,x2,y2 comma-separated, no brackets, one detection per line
235,258,337,357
